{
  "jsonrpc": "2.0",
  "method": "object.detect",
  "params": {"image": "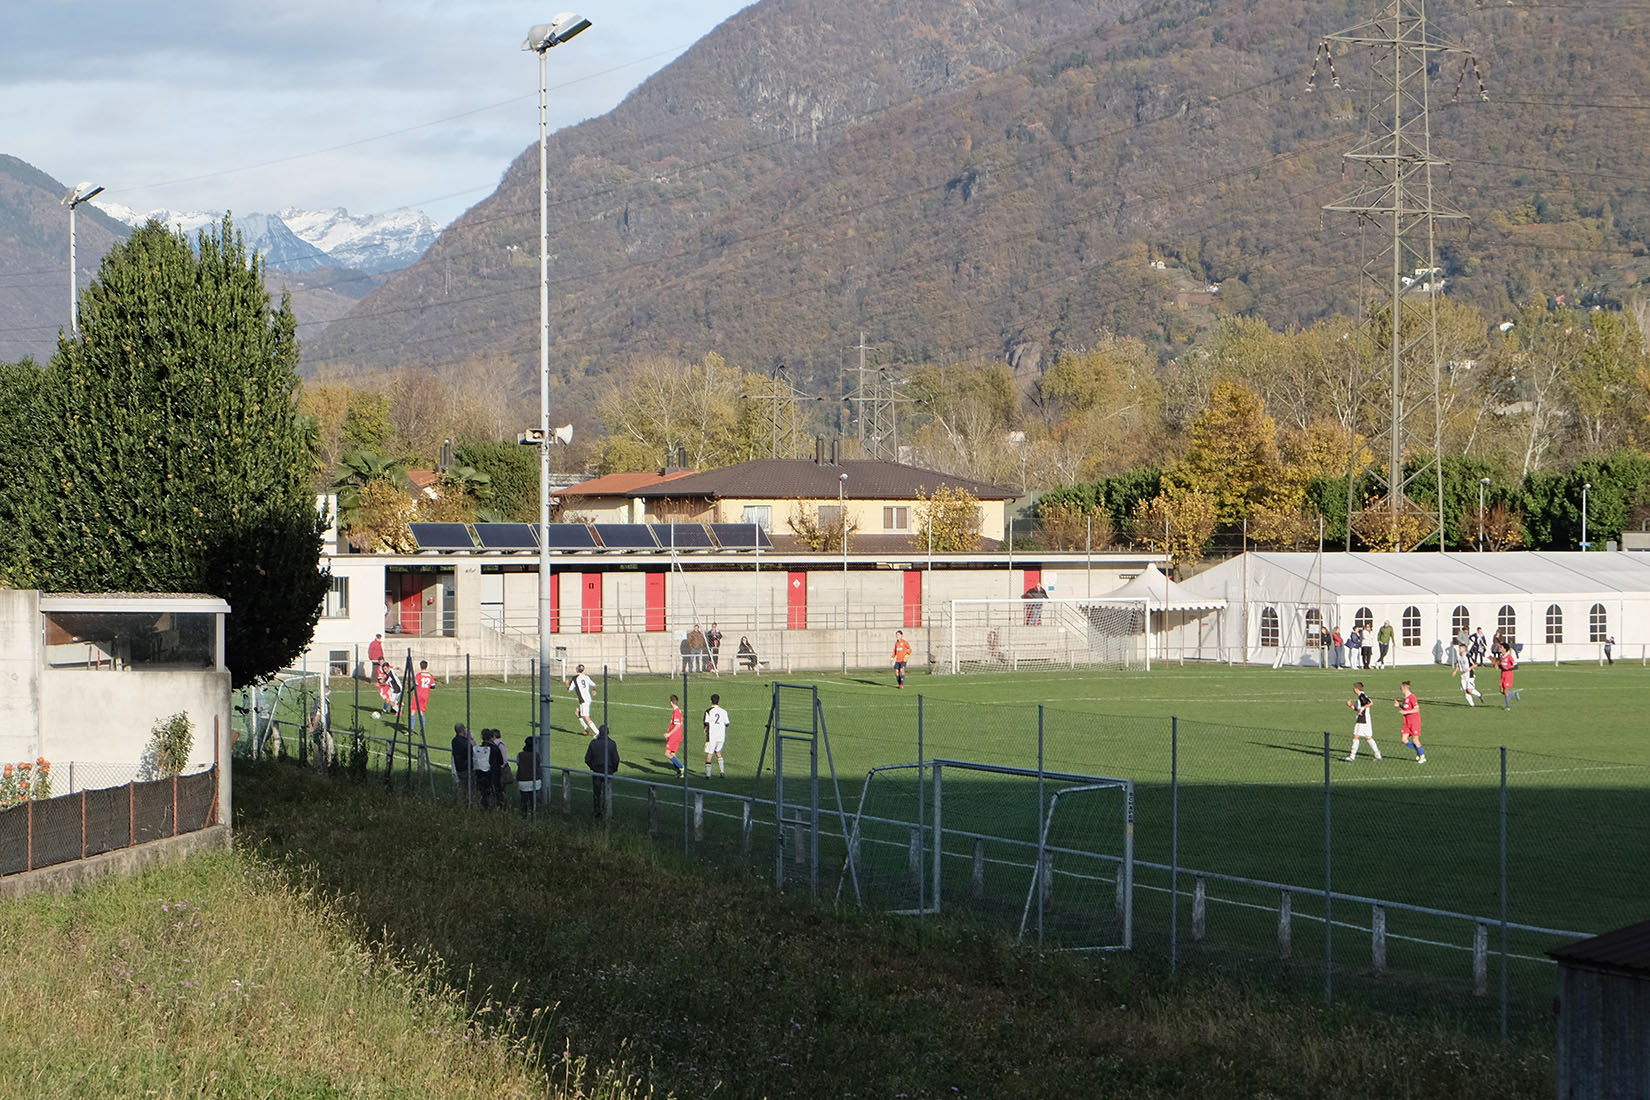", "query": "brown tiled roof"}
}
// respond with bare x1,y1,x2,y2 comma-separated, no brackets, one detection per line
561,470,697,497
407,469,441,489
629,459,1017,501
1549,919,1650,977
